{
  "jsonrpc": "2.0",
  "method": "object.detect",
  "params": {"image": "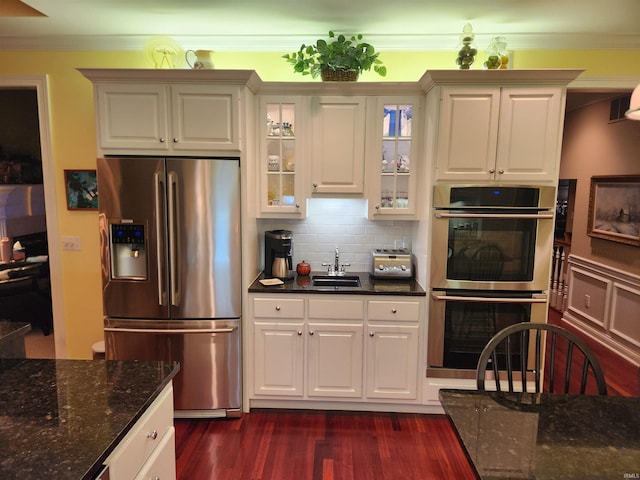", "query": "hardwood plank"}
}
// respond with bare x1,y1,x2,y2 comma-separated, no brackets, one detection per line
175,410,478,480
548,308,640,396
